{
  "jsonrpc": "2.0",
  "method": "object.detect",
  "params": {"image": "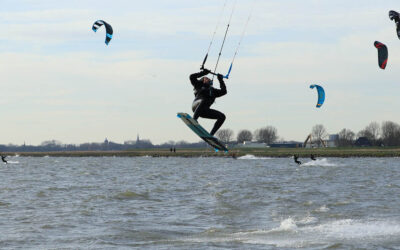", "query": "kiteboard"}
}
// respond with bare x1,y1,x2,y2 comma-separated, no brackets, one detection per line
177,112,228,152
